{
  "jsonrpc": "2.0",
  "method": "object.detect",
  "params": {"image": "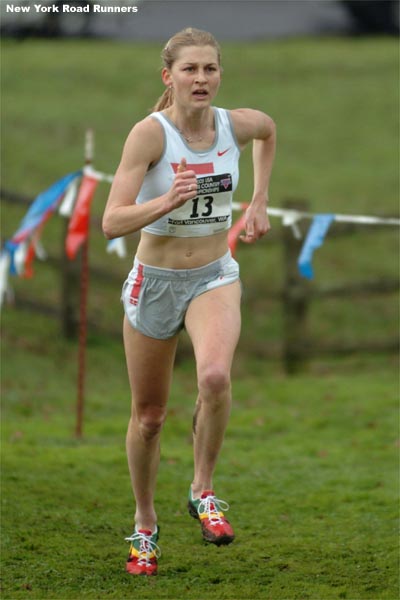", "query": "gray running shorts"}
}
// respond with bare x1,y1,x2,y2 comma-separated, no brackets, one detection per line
121,250,240,339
